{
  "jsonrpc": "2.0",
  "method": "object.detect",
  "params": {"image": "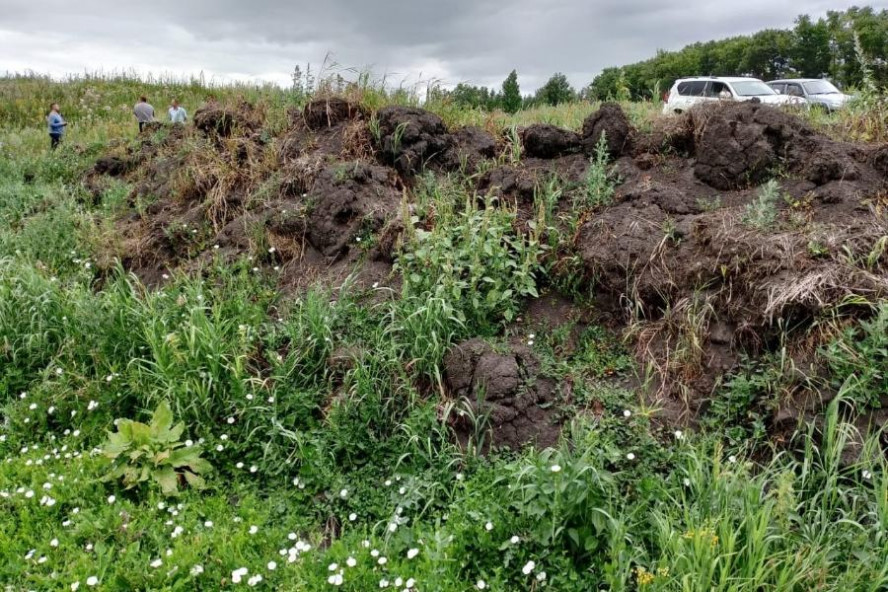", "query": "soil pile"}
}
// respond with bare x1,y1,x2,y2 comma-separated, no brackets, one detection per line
576,102,888,418
87,97,888,437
